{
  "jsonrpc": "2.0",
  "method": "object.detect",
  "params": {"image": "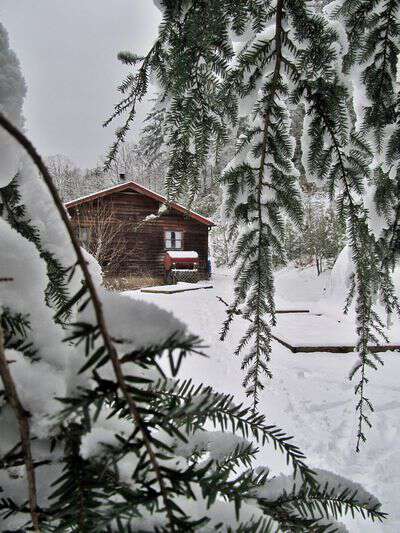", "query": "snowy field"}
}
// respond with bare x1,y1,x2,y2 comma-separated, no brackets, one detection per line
125,267,400,532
